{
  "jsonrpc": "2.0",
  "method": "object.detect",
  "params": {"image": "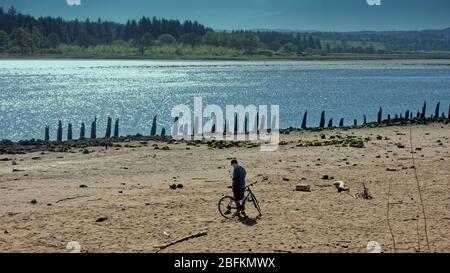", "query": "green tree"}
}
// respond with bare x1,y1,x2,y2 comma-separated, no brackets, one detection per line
237,33,260,55
281,43,298,55
30,27,43,53
47,33,60,49
0,30,9,52
10,28,32,55
158,34,177,45
180,33,201,46
202,32,221,46
139,33,154,55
